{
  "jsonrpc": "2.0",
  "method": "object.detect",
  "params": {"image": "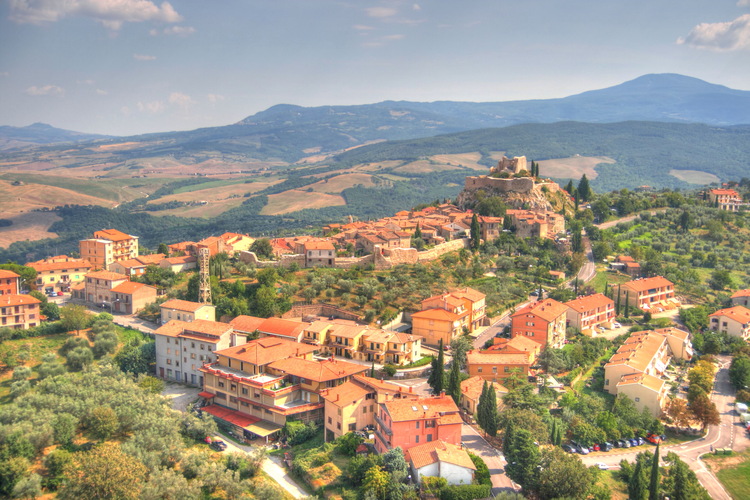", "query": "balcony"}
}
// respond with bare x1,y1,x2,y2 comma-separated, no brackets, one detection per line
374,414,392,436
